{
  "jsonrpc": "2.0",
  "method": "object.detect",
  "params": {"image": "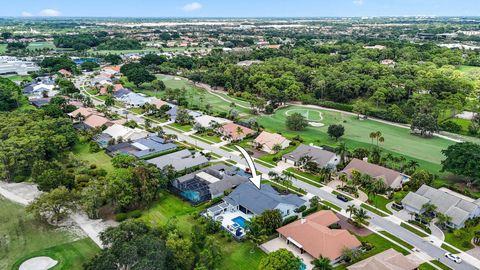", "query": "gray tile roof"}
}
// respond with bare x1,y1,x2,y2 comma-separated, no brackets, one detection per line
146,149,208,171
402,184,480,227
402,192,429,211
223,182,305,215
283,144,337,167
